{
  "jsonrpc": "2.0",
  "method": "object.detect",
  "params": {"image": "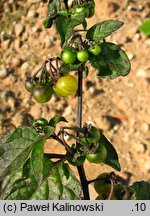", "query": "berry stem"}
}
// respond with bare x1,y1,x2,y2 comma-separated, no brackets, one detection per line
76,66,90,200
77,67,83,128
48,158,67,176
107,173,116,200
44,153,65,159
